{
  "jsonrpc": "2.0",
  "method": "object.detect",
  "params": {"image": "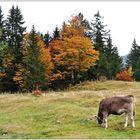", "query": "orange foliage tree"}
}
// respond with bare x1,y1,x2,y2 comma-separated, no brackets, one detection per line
49,15,99,84
37,34,54,82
